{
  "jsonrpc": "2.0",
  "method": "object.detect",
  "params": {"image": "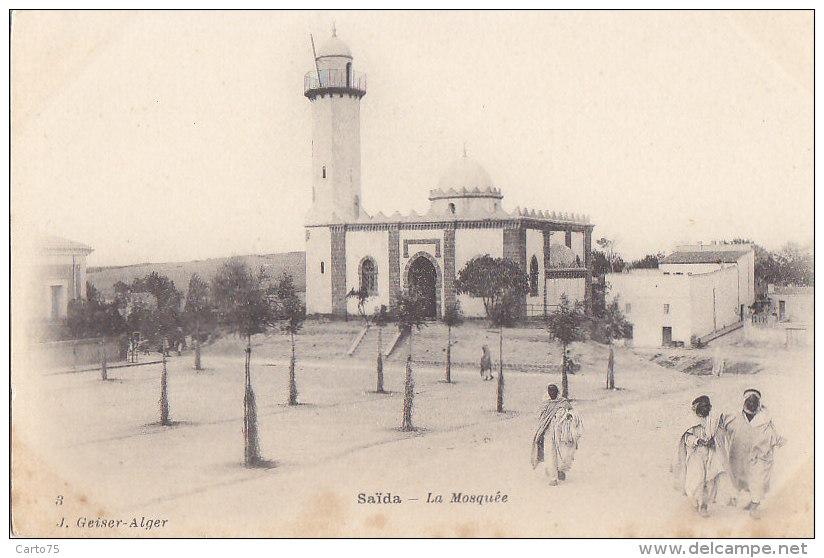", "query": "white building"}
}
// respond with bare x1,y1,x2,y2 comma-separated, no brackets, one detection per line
33,235,93,323
660,243,755,316
17,234,93,340
607,265,741,347
303,30,594,319
767,285,813,325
